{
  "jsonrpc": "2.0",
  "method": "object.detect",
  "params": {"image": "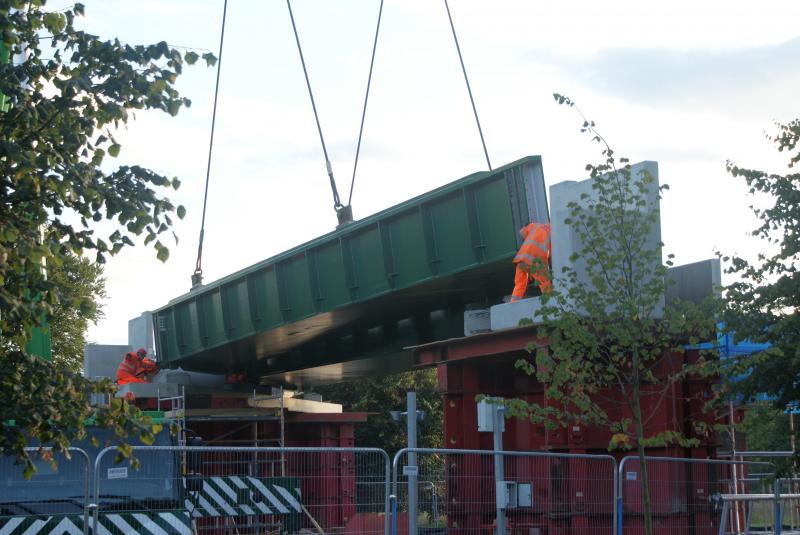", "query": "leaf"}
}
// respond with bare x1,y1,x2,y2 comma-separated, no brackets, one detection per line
167,100,181,116
23,462,35,480
176,205,186,219
43,12,66,33
108,144,121,157
156,246,169,262
202,52,218,67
